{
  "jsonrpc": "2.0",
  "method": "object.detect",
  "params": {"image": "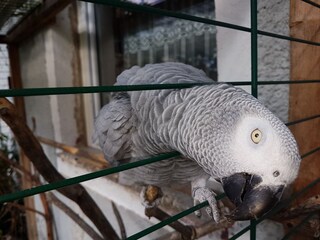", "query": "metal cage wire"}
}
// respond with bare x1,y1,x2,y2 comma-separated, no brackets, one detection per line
0,0,319,239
